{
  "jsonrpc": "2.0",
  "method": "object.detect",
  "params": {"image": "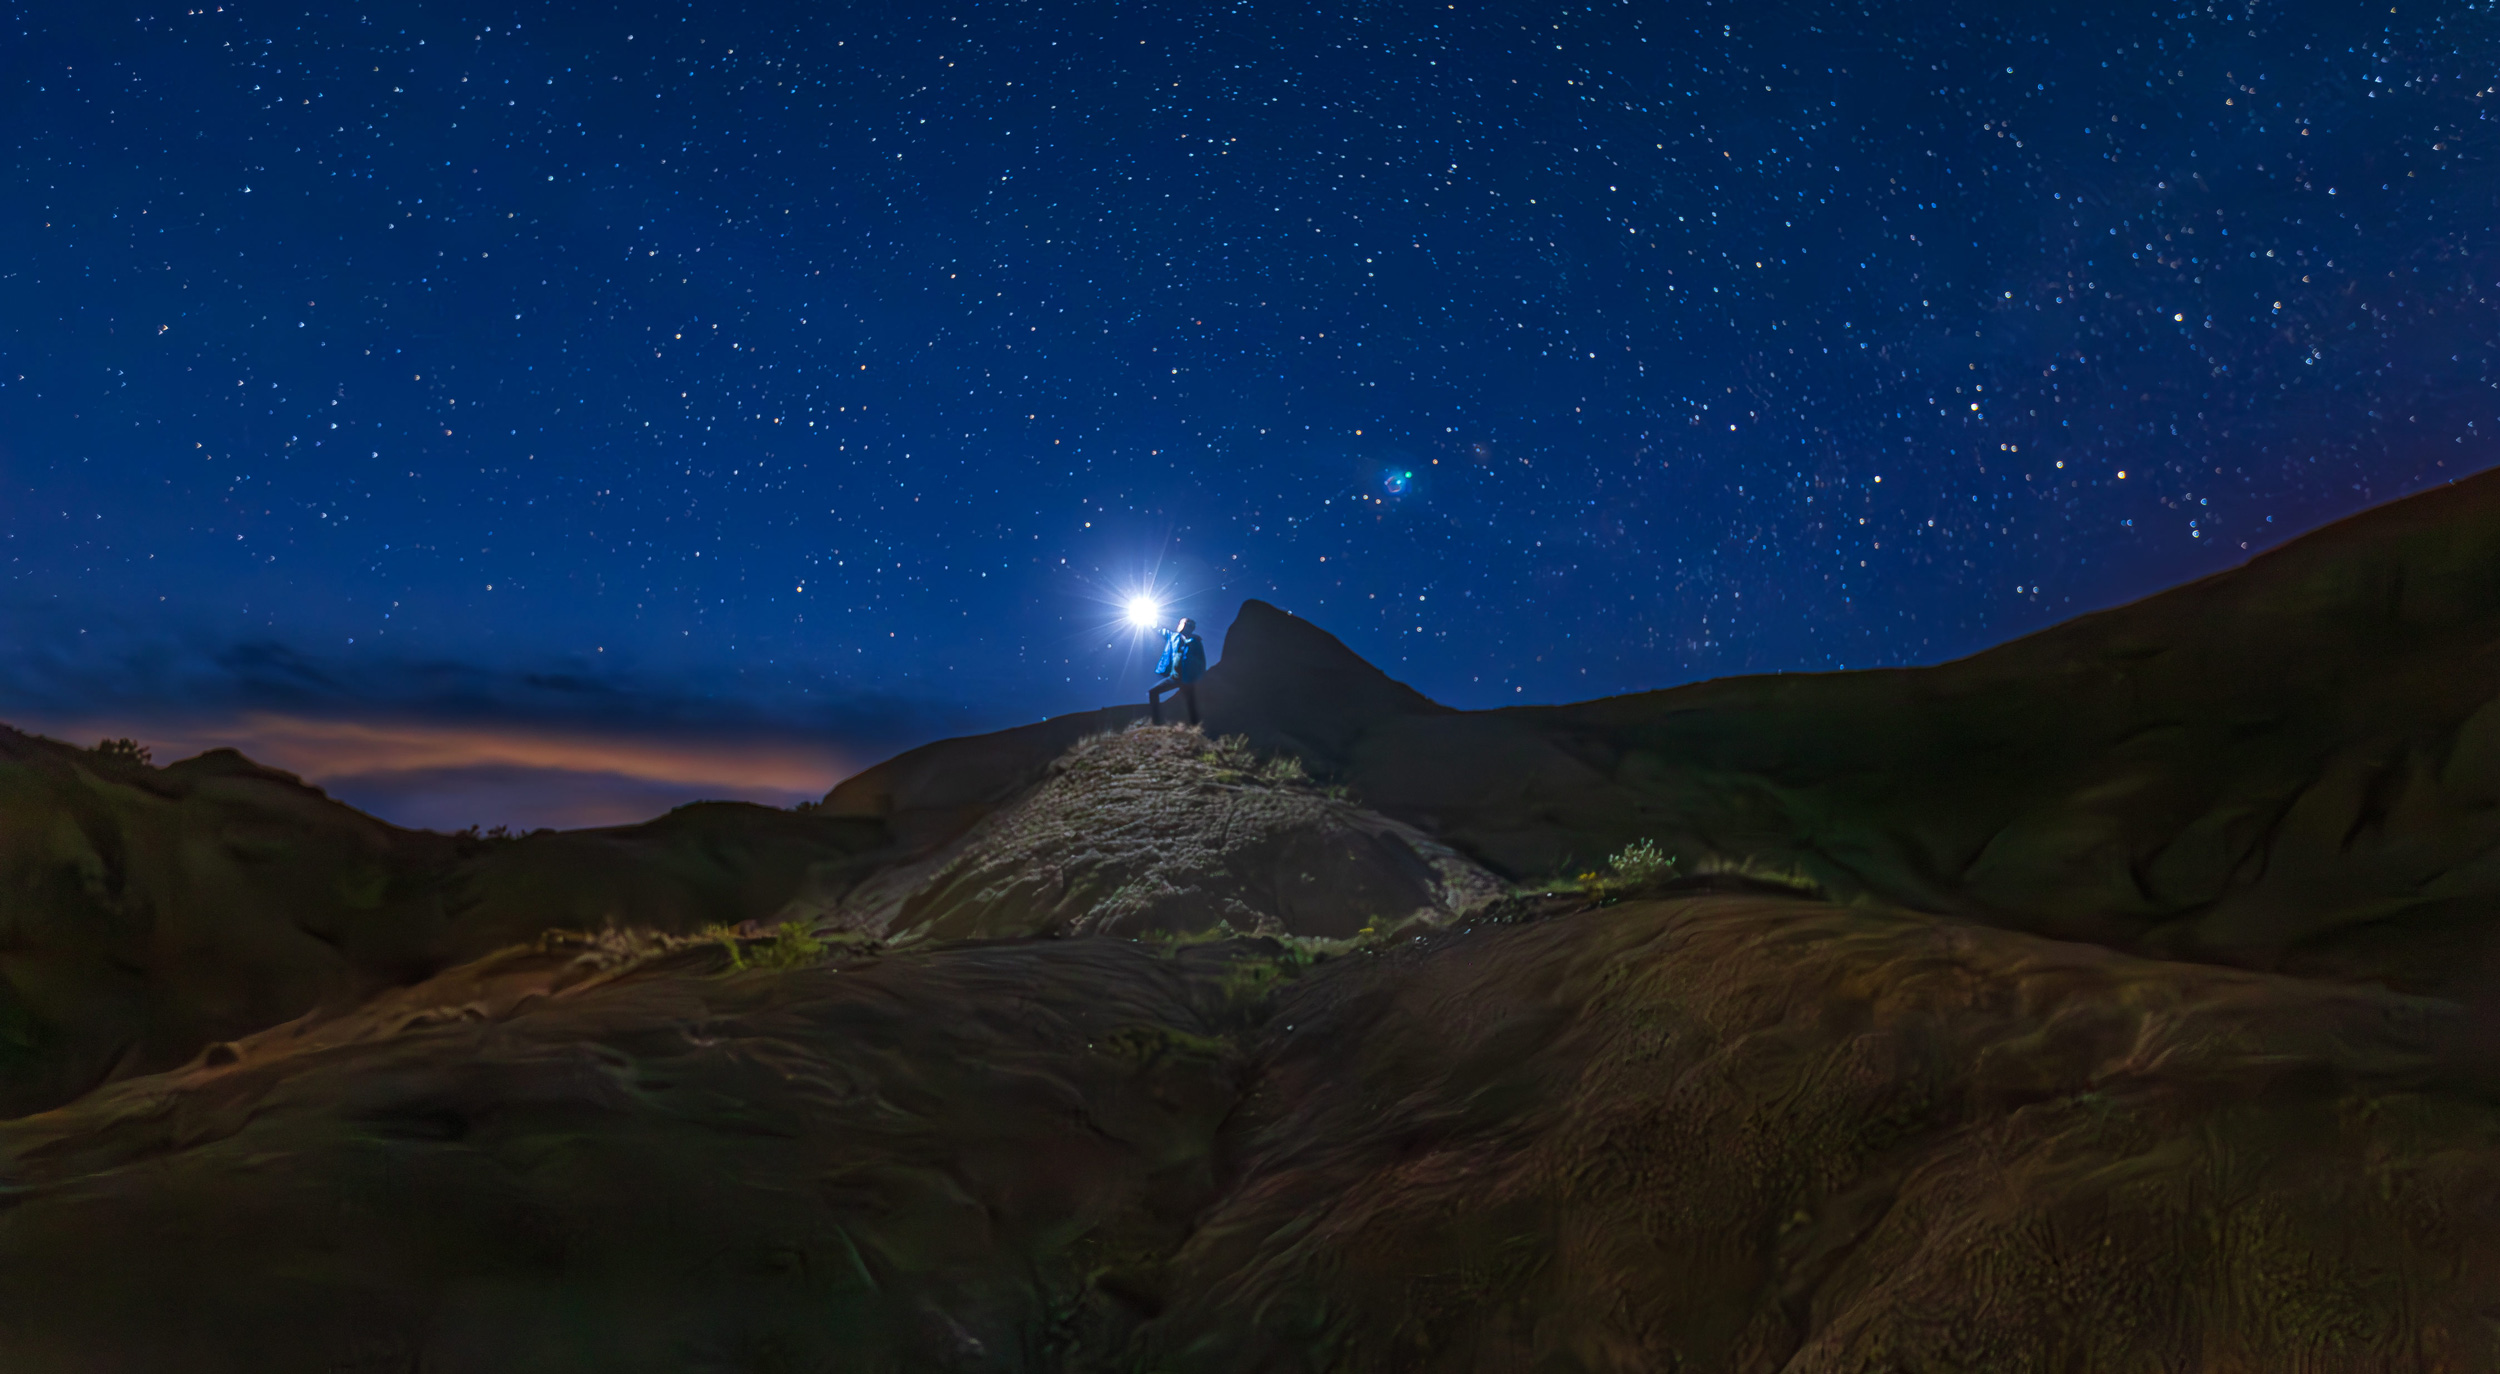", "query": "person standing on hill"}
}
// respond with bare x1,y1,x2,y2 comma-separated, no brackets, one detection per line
1149,617,1206,725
